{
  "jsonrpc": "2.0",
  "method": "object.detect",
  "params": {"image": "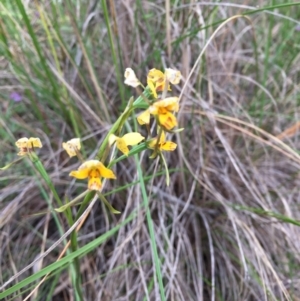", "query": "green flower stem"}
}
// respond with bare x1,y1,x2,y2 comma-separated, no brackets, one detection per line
30,152,83,300
134,155,166,301
96,88,151,162
75,191,96,221
95,98,134,161
30,152,63,207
